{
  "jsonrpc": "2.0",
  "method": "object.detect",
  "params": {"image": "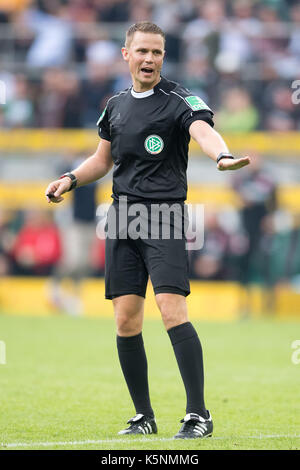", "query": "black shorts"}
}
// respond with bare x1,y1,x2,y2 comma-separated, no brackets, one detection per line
104,200,190,299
